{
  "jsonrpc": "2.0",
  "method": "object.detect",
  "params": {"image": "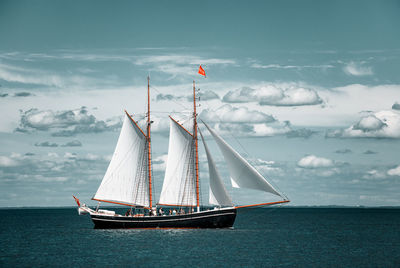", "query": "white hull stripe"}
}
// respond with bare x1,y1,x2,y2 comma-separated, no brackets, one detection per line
91,212,235,223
